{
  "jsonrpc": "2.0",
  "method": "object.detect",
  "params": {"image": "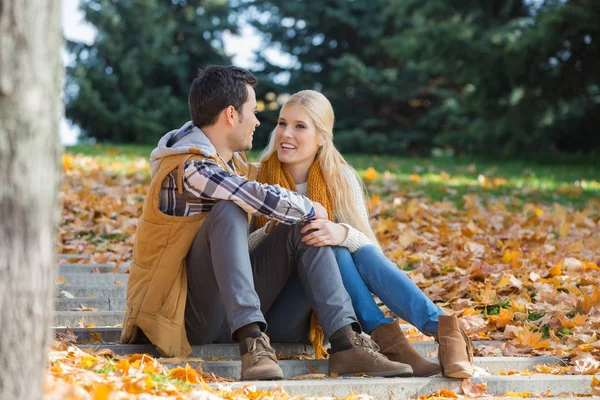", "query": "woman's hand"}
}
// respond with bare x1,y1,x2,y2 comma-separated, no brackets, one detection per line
300,220,349,247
